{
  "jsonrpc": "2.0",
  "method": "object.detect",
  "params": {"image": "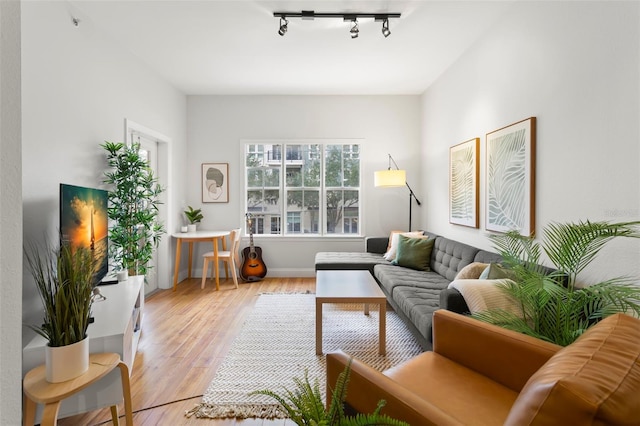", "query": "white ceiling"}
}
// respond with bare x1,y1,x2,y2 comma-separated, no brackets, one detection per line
68,1,515,95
